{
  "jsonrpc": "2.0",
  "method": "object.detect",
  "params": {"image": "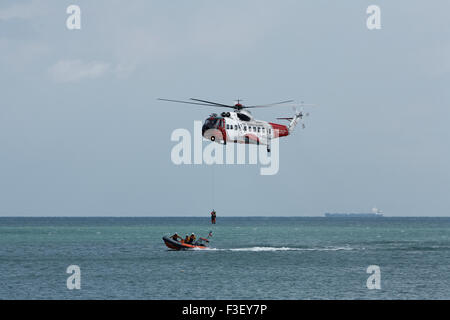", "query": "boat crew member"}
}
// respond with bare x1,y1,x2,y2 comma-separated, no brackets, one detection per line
184,234,189,243
189,233,196,244
211,210,216,224
170,233,182,241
